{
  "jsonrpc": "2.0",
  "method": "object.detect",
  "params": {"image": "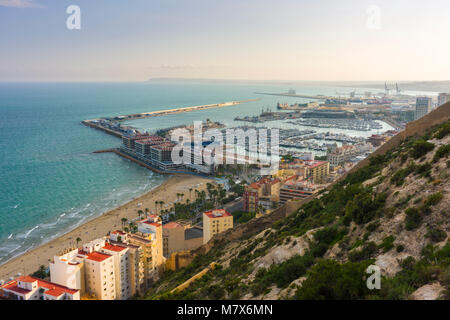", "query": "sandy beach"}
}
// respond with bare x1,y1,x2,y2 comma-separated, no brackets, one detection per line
0,174,213,281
